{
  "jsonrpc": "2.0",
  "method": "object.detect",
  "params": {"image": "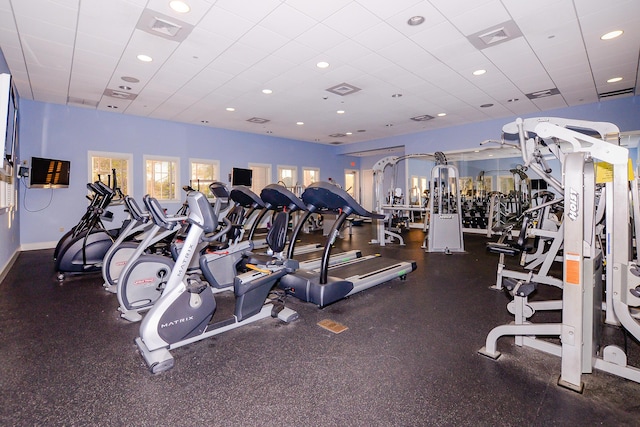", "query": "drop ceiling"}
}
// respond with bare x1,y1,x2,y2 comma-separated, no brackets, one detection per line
0,0,638,146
